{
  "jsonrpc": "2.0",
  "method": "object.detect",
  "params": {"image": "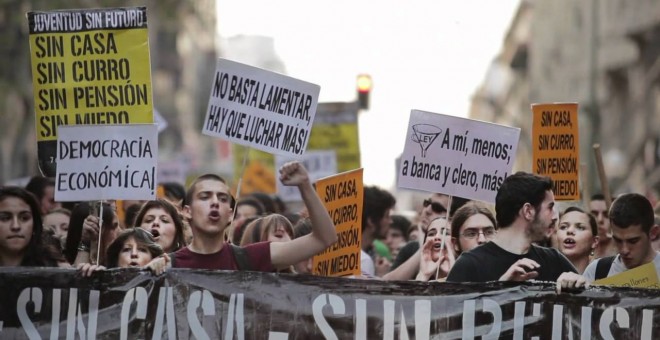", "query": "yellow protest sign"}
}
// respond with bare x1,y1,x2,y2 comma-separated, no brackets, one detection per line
28,7,154,176
233,147,277,195
232,102,360,196
593,261,660,289
531,103,580,200
308,102,361,172
313,168,363,277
